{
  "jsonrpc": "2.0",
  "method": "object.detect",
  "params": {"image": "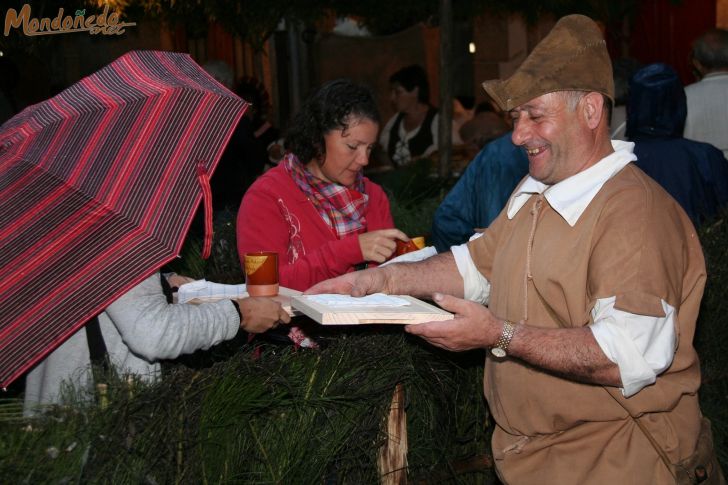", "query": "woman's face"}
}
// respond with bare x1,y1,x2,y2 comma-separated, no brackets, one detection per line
307,116,379,187
390,83,419,113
